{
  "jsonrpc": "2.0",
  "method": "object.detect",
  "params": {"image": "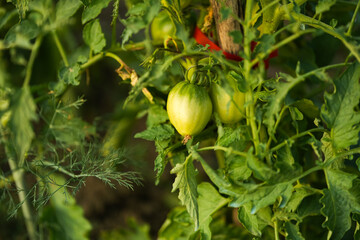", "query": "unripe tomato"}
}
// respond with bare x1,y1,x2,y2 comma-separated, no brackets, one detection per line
151,11,176,44
167,81,212,136
210,77,245,124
